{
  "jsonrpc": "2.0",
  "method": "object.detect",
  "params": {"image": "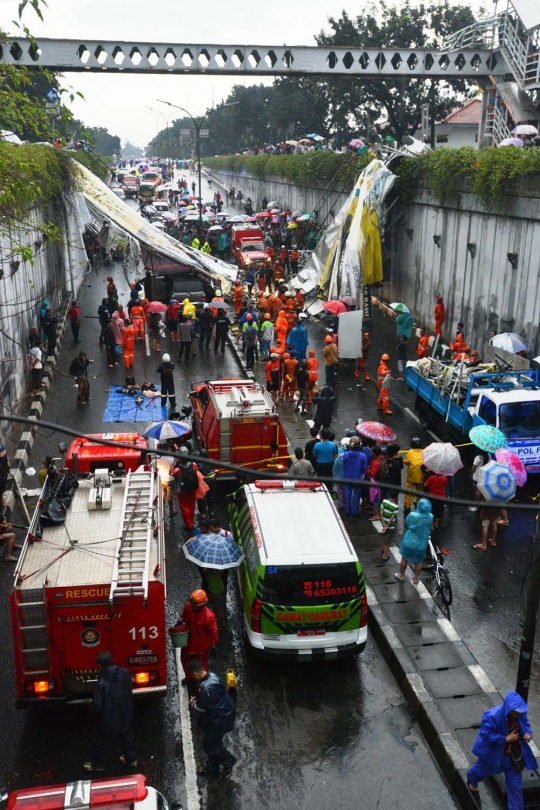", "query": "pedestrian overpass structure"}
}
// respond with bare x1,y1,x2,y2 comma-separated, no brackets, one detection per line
1,0,539,144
